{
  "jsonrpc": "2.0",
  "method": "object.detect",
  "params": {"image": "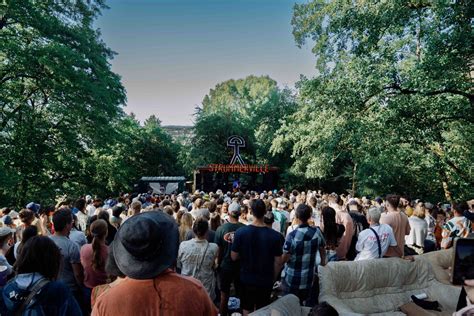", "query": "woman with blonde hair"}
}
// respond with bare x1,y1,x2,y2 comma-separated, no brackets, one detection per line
179,213,193,242
176,210,185,225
